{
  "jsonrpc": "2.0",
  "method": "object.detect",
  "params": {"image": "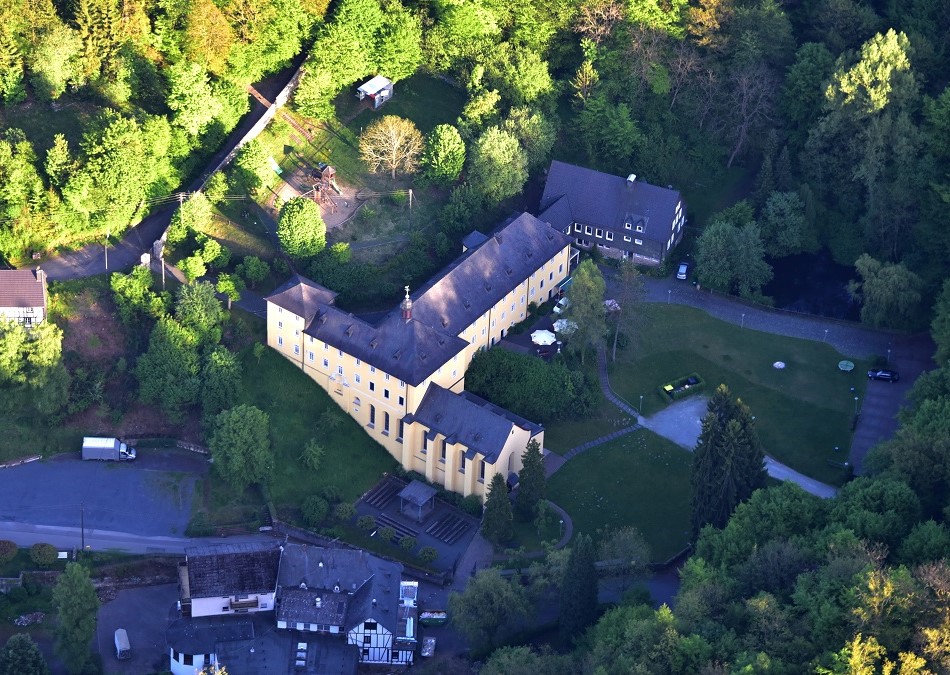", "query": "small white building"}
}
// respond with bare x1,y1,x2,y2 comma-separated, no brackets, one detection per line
356,76,393,109
0,268,47,326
